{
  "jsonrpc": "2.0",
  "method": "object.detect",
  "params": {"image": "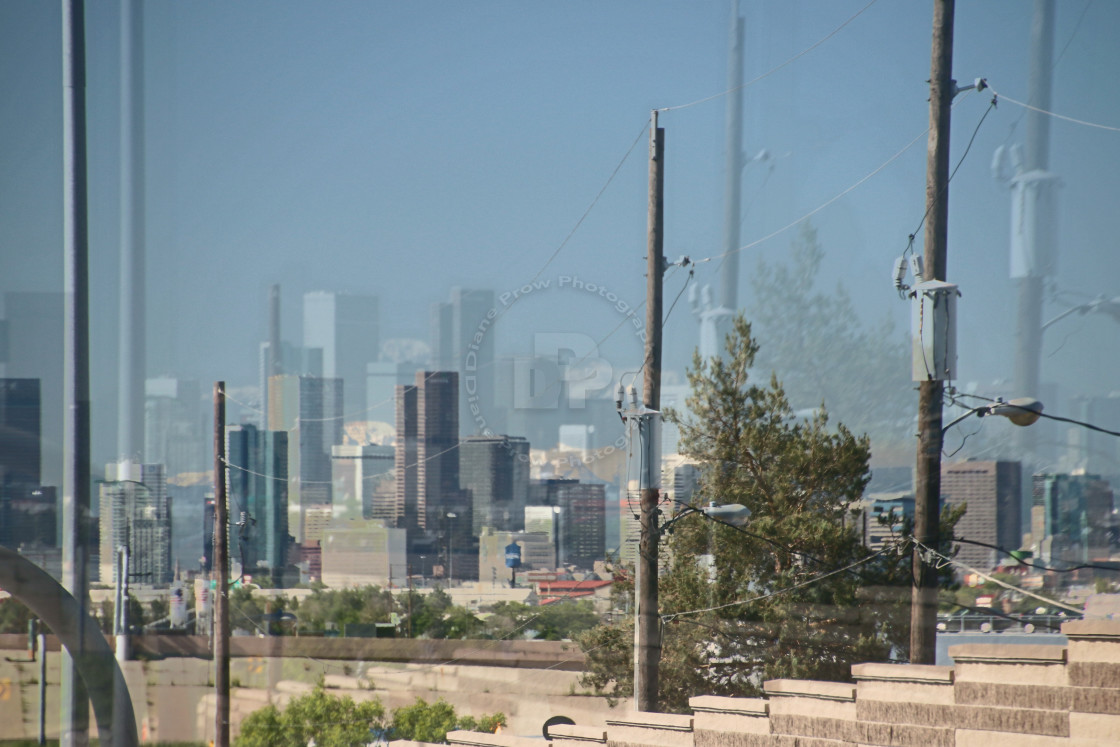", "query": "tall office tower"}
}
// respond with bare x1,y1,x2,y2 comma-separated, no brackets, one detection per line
0,379,41,487
529,478,606,571
430,288,495,436
268,374,343,543
0,293,63,489
303,291,379,421
460,435,531,534
227,424,289,585
940,460,1022,572
144,377,205,481
331,443,394,521
395,383,418,530
395,371,473,578
99,461,172,586
1032,473,1114,565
